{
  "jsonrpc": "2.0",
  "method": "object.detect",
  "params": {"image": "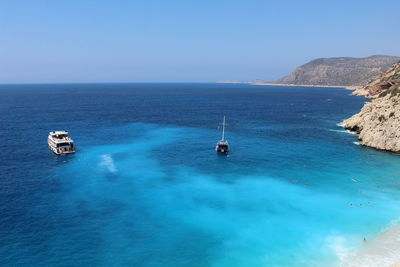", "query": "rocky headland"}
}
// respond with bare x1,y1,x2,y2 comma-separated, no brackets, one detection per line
274,55,400,87
342,62,400,152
